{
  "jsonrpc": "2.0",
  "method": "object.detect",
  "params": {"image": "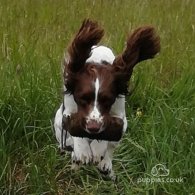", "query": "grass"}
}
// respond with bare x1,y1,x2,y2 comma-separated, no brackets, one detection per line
0,0,195,194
